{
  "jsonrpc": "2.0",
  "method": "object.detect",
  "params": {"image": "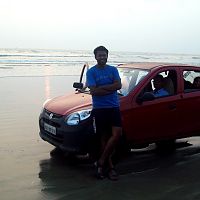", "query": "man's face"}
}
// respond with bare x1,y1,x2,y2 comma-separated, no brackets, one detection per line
153,77,163,90
194,78,200,88
95,51,108,66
